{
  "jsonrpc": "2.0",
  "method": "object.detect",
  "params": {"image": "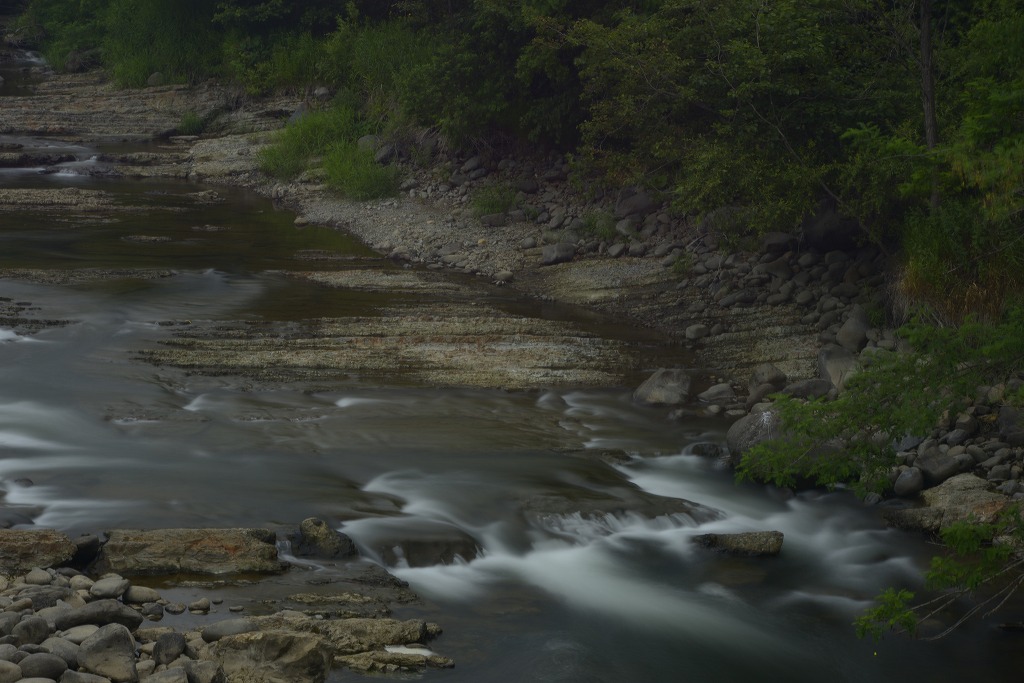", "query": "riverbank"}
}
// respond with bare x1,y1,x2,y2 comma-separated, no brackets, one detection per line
2,43,1022,653
4,57,1023,508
